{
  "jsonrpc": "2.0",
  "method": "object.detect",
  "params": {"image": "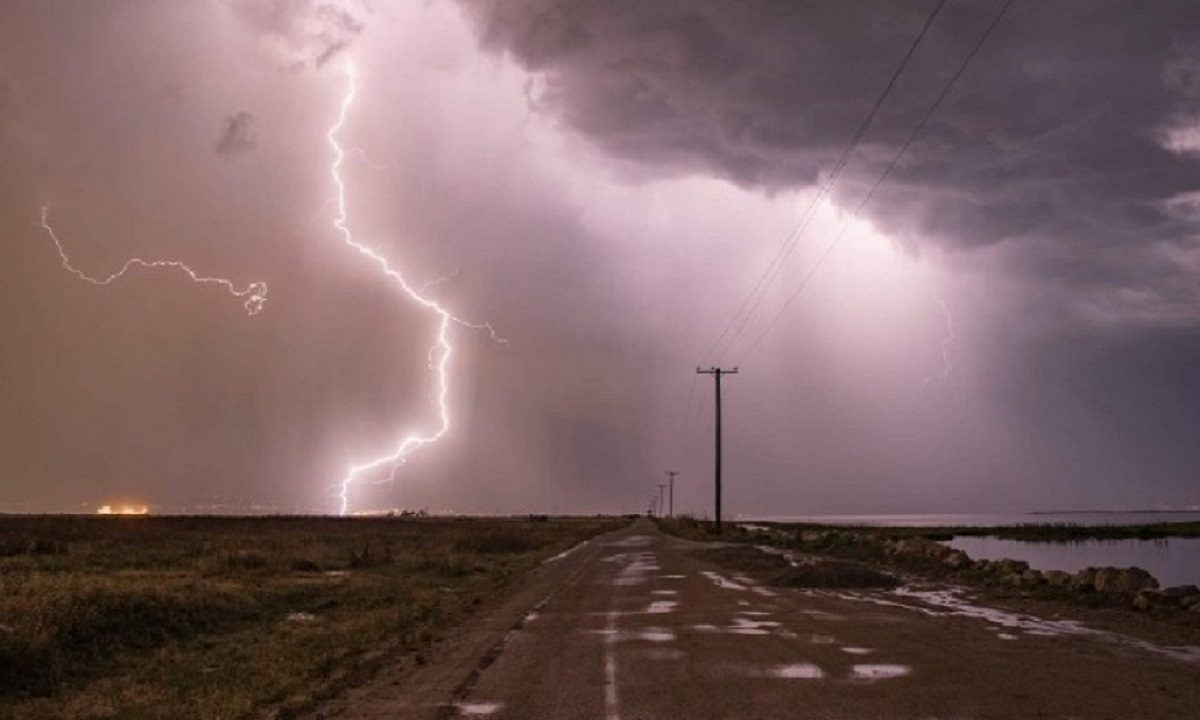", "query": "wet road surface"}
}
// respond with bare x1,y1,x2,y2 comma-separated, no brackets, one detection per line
322,521,1200,719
